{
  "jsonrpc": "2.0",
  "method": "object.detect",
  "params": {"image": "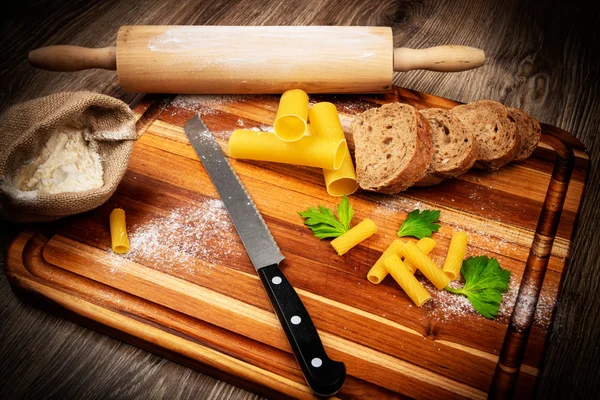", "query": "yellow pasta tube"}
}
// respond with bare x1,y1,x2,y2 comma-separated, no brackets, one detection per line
228,129,346,170
109,208,130,254
367,238,436,284
367,239,406,284
274,89,309,142
384,254,431,307
400,241,449,290
308,102,357,196
323,155,358,196
404,237,436,274
330,218,378,256
442,231,469,280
